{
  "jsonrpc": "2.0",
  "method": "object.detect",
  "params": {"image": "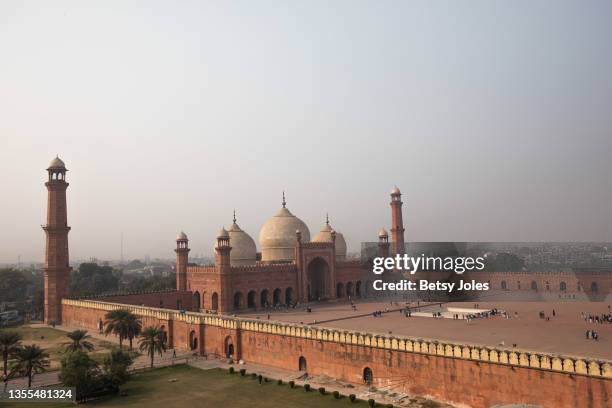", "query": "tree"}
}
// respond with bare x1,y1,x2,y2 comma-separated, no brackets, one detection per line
120,275,175,292
104,309,139,349
126,259,145,269
64,330,94,353
0,269,29,303
69,263,120,297
30,289,44,318
138,327,166,368
59,350,101,402
0,331,22,391
9,345,49,388
125,314,142,351
102,348,134,388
